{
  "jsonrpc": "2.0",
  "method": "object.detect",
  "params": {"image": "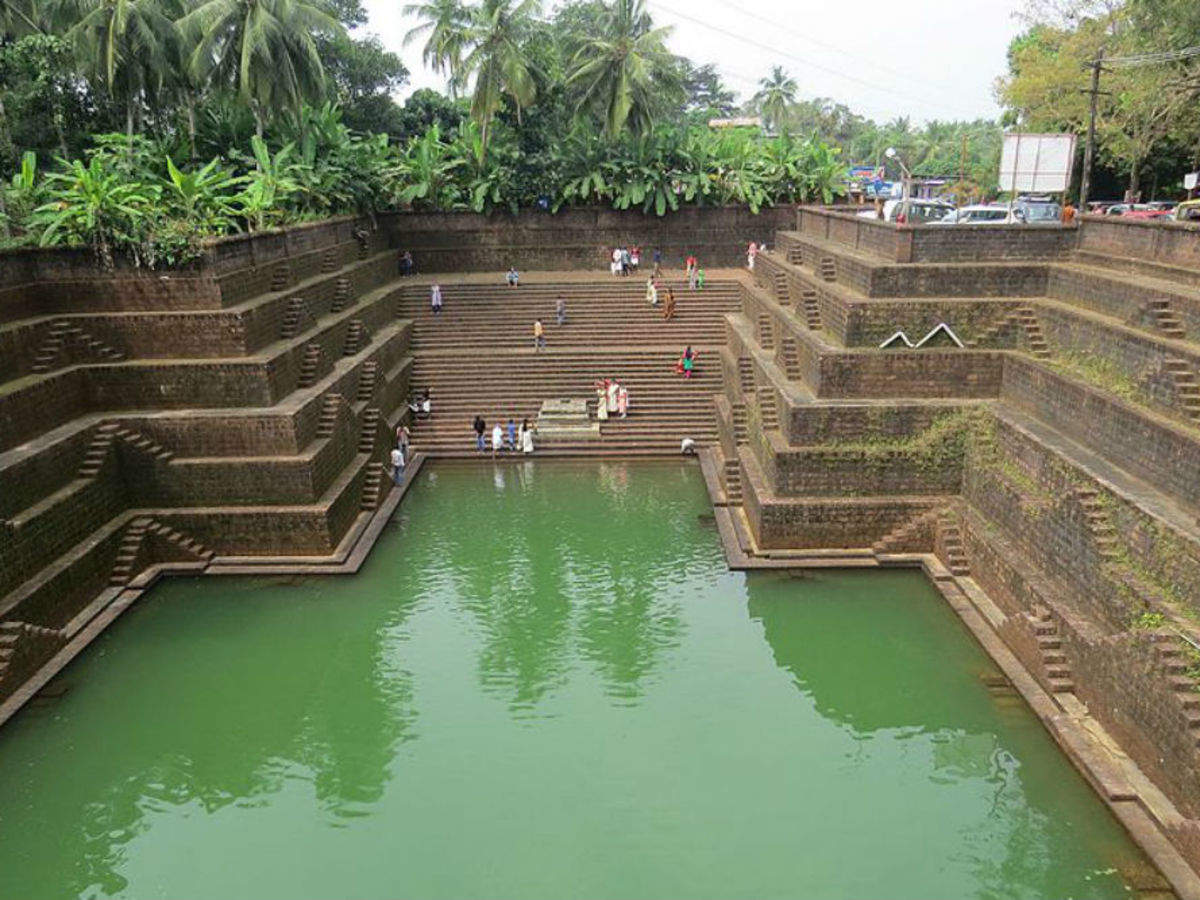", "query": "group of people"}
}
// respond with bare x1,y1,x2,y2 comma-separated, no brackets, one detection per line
594,379,630,419
473,415,535,456
685,254,705,290
610,246,642,276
